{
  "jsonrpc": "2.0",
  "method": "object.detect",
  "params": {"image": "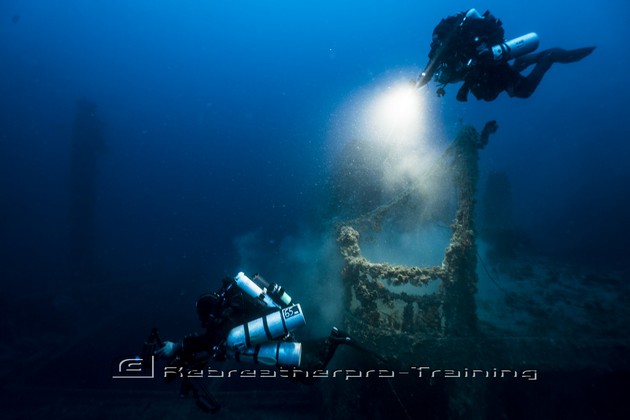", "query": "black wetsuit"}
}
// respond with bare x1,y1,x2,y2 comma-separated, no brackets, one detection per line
424,10,594,101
